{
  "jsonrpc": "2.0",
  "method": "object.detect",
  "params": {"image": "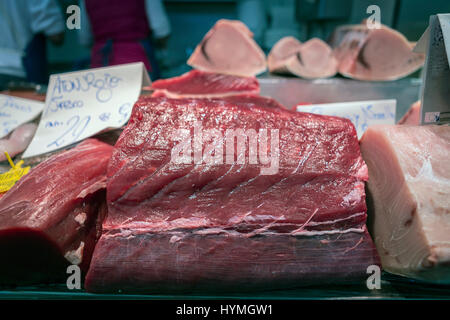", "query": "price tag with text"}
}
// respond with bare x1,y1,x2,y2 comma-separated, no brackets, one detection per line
297,99,396,139
0,94,44,139
23,62,151,158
